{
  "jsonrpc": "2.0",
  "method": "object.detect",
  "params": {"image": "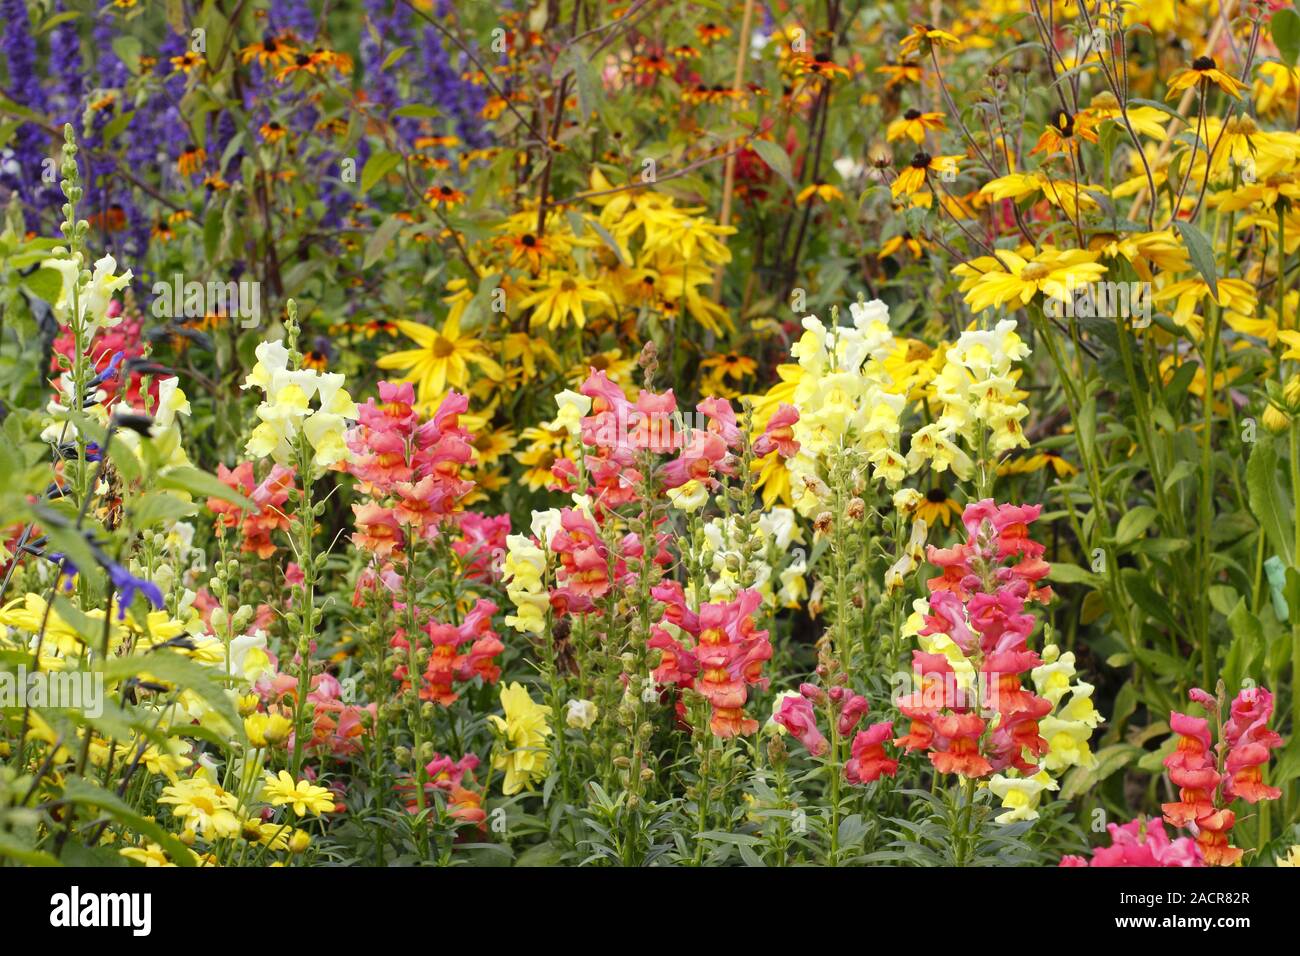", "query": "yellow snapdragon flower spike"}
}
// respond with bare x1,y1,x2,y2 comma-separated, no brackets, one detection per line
489,682,552,795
